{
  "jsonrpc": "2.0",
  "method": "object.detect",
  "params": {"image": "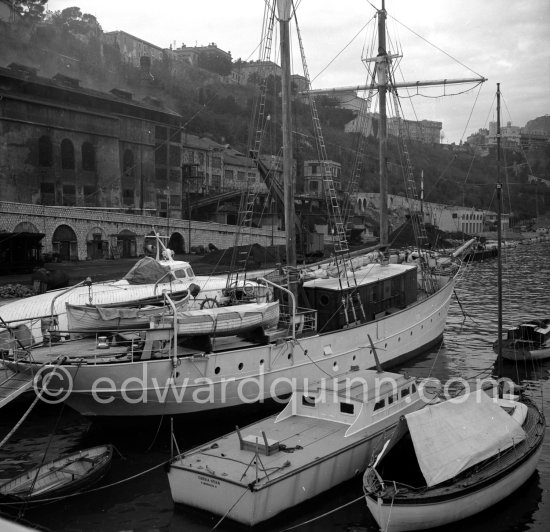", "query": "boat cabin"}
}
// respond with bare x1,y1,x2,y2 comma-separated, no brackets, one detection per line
302,264,417,332
507,319,550,346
